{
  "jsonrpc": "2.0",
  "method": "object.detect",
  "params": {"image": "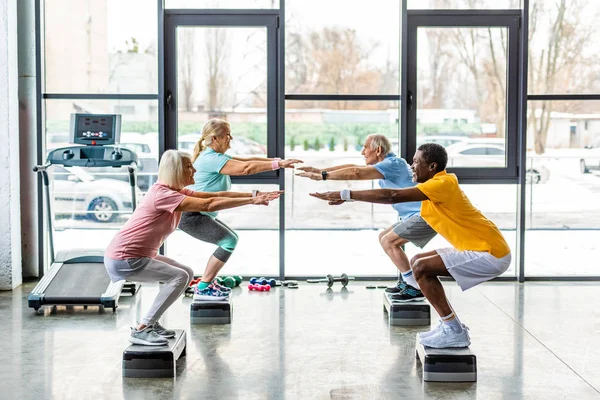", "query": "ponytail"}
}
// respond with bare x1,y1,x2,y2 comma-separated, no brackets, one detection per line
192,118,231,162
192,140,205,163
